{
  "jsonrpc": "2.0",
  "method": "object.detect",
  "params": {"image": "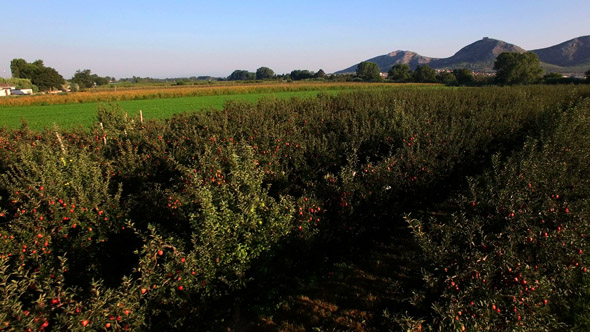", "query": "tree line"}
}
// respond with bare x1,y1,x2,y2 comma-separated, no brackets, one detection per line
9,59,112,92
227,67,327,81
6,55,590,92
